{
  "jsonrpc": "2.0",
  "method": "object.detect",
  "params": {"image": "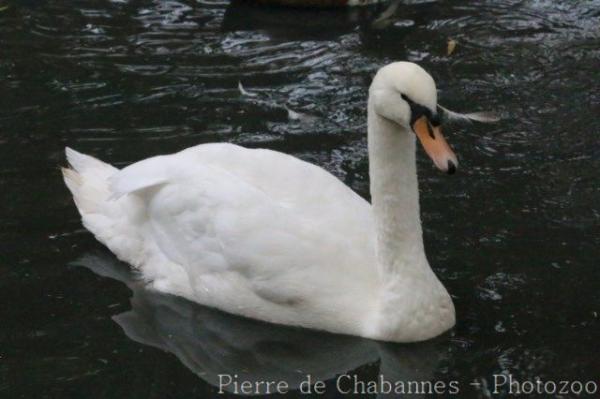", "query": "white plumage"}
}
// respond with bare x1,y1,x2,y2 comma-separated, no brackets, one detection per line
63,62,458,342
